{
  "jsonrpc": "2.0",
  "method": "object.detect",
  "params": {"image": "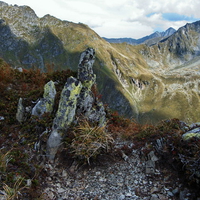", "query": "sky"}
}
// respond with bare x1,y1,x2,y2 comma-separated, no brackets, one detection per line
2,0,200,39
